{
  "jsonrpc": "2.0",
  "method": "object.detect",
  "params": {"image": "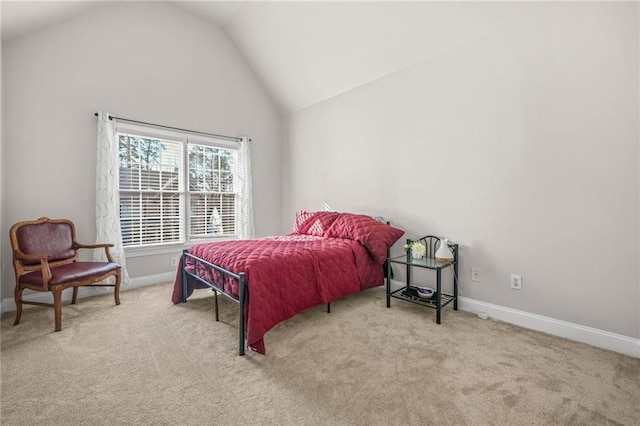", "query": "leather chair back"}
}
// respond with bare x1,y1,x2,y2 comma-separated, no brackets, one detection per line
15,221,76,266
